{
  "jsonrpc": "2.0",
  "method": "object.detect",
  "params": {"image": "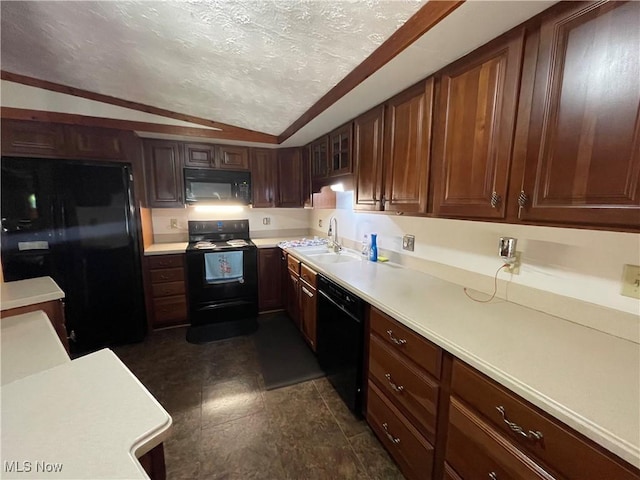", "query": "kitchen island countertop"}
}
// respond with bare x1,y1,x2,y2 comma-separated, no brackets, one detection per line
0,276,65,311
286,246,640,469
